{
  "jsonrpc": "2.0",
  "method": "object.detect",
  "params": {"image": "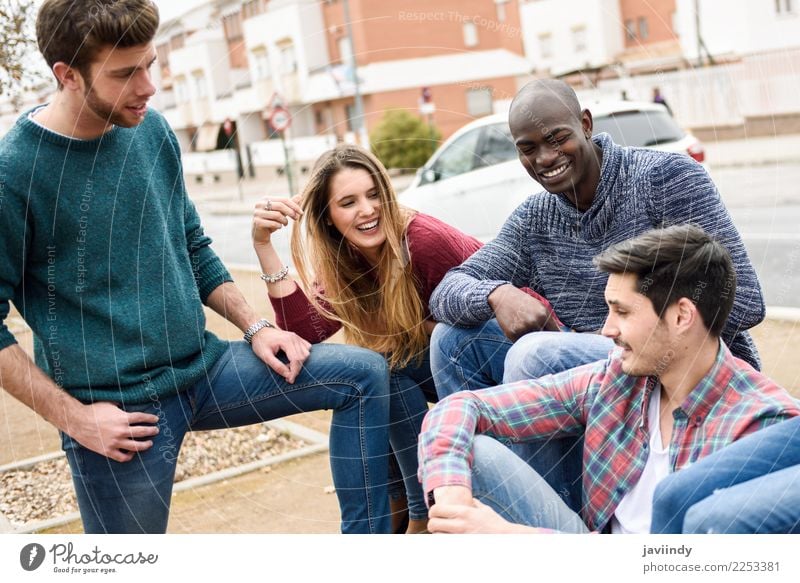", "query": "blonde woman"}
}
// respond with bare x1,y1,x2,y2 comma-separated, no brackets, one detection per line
251,144,482,533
